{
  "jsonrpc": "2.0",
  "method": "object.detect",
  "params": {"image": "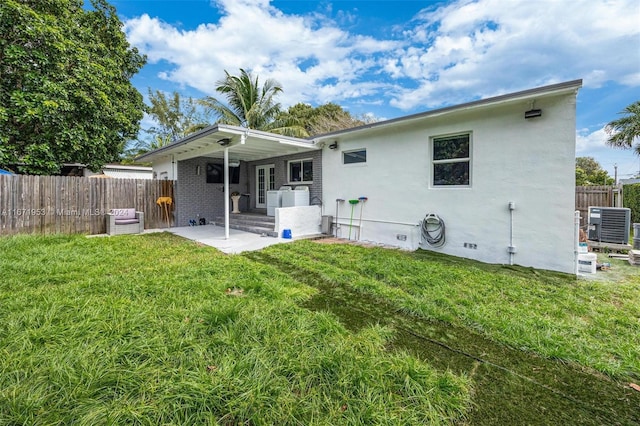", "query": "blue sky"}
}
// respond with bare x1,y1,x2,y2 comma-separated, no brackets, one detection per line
110,0,639,179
